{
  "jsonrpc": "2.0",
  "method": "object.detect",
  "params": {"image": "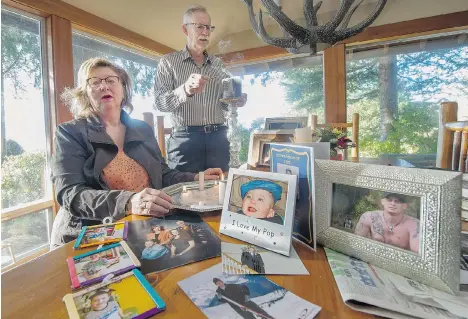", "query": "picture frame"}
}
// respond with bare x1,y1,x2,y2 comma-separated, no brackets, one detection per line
67,241,140,289
269,143,330,251
247,130,294,167
73,221,128,249
314,159,462,294
264,117,308,130
219,168,297,256
63,269,166,319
